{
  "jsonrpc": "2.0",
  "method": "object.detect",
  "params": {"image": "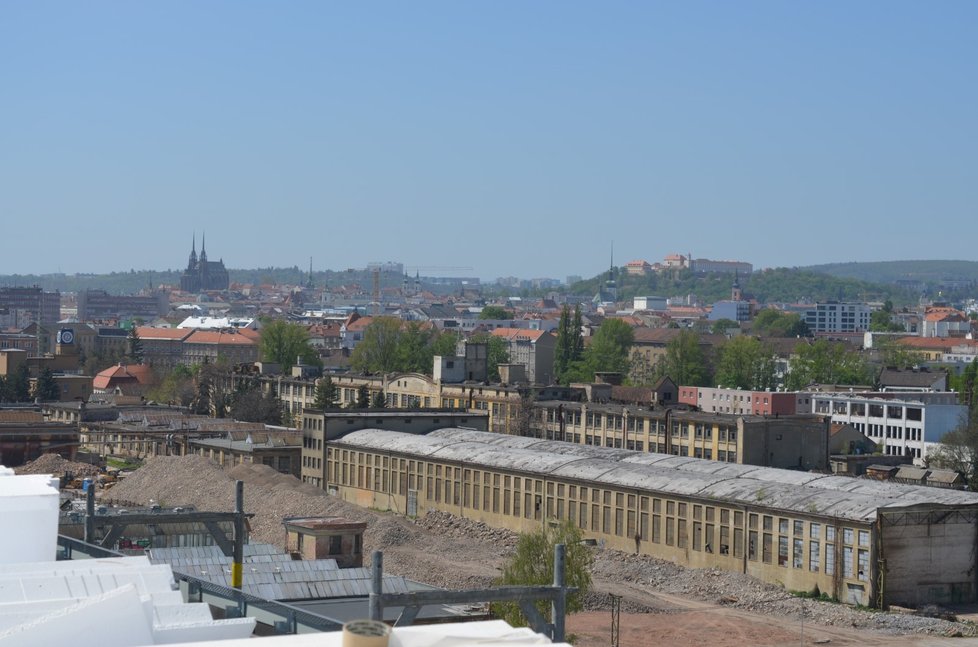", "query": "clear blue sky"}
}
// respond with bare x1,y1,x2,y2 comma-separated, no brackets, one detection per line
2,2,976,281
